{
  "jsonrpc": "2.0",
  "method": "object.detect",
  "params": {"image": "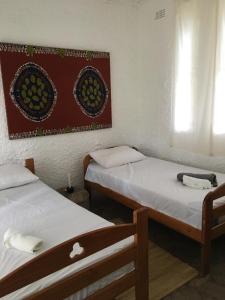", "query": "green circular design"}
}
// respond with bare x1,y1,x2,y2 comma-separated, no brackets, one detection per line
74,66,108,117
10,63,57,122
